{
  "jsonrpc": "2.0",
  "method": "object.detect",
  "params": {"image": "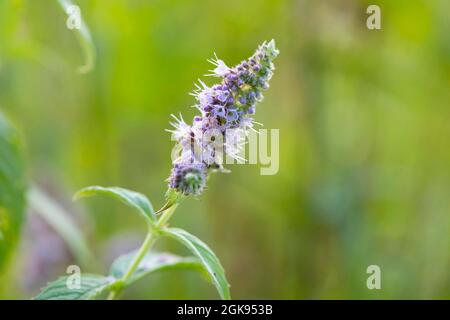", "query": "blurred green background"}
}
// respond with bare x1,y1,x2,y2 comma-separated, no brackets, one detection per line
0,0,449,299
